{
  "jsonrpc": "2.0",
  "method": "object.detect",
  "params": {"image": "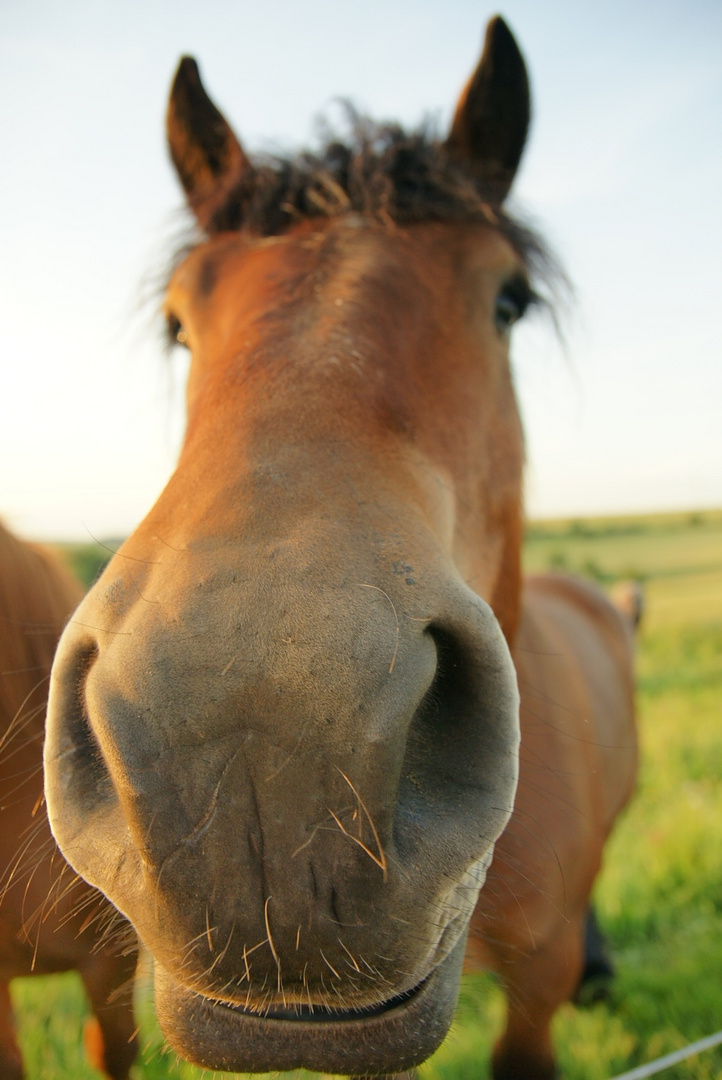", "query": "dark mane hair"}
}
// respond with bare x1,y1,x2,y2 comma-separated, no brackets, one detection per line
196,112,561,293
